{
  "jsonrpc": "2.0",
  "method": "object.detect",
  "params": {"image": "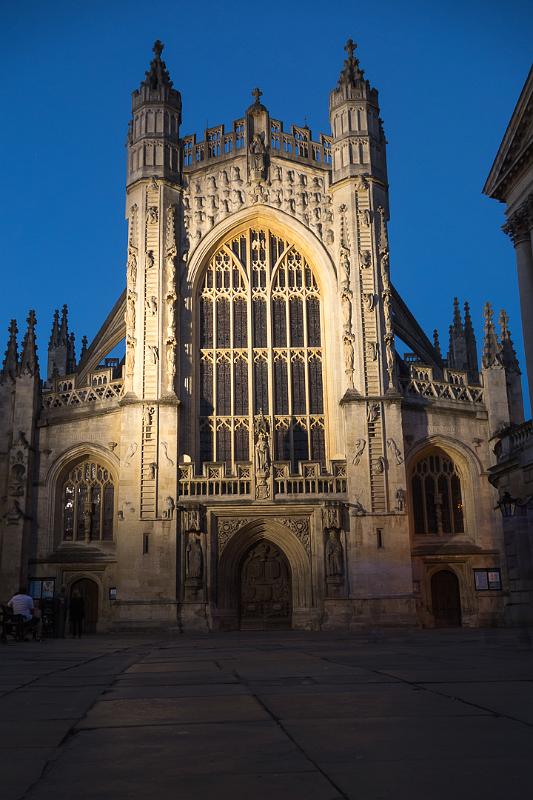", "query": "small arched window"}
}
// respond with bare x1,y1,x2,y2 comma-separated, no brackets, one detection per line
411,449,464,535
61,460,115,542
